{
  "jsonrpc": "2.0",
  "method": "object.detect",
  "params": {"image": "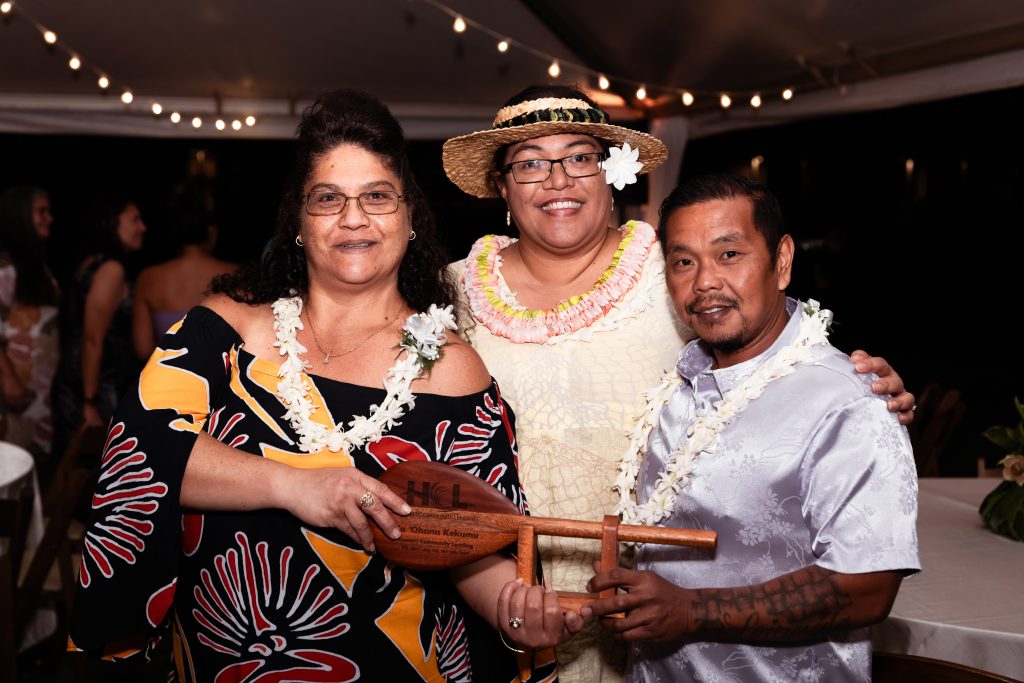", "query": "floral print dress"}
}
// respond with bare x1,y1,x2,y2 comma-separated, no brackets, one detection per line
69,305,557,683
